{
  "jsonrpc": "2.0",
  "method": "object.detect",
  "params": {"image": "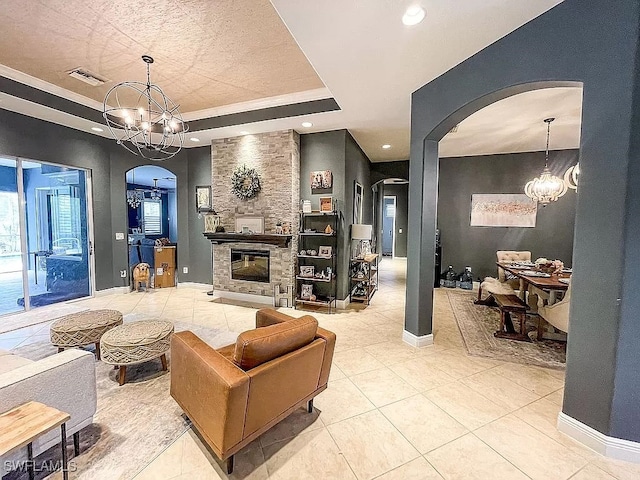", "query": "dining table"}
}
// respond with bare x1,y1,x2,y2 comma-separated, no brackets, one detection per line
497,262,570,305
